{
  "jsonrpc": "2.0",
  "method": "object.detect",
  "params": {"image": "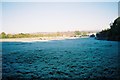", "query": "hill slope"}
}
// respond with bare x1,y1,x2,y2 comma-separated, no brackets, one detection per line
96,17,120,41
